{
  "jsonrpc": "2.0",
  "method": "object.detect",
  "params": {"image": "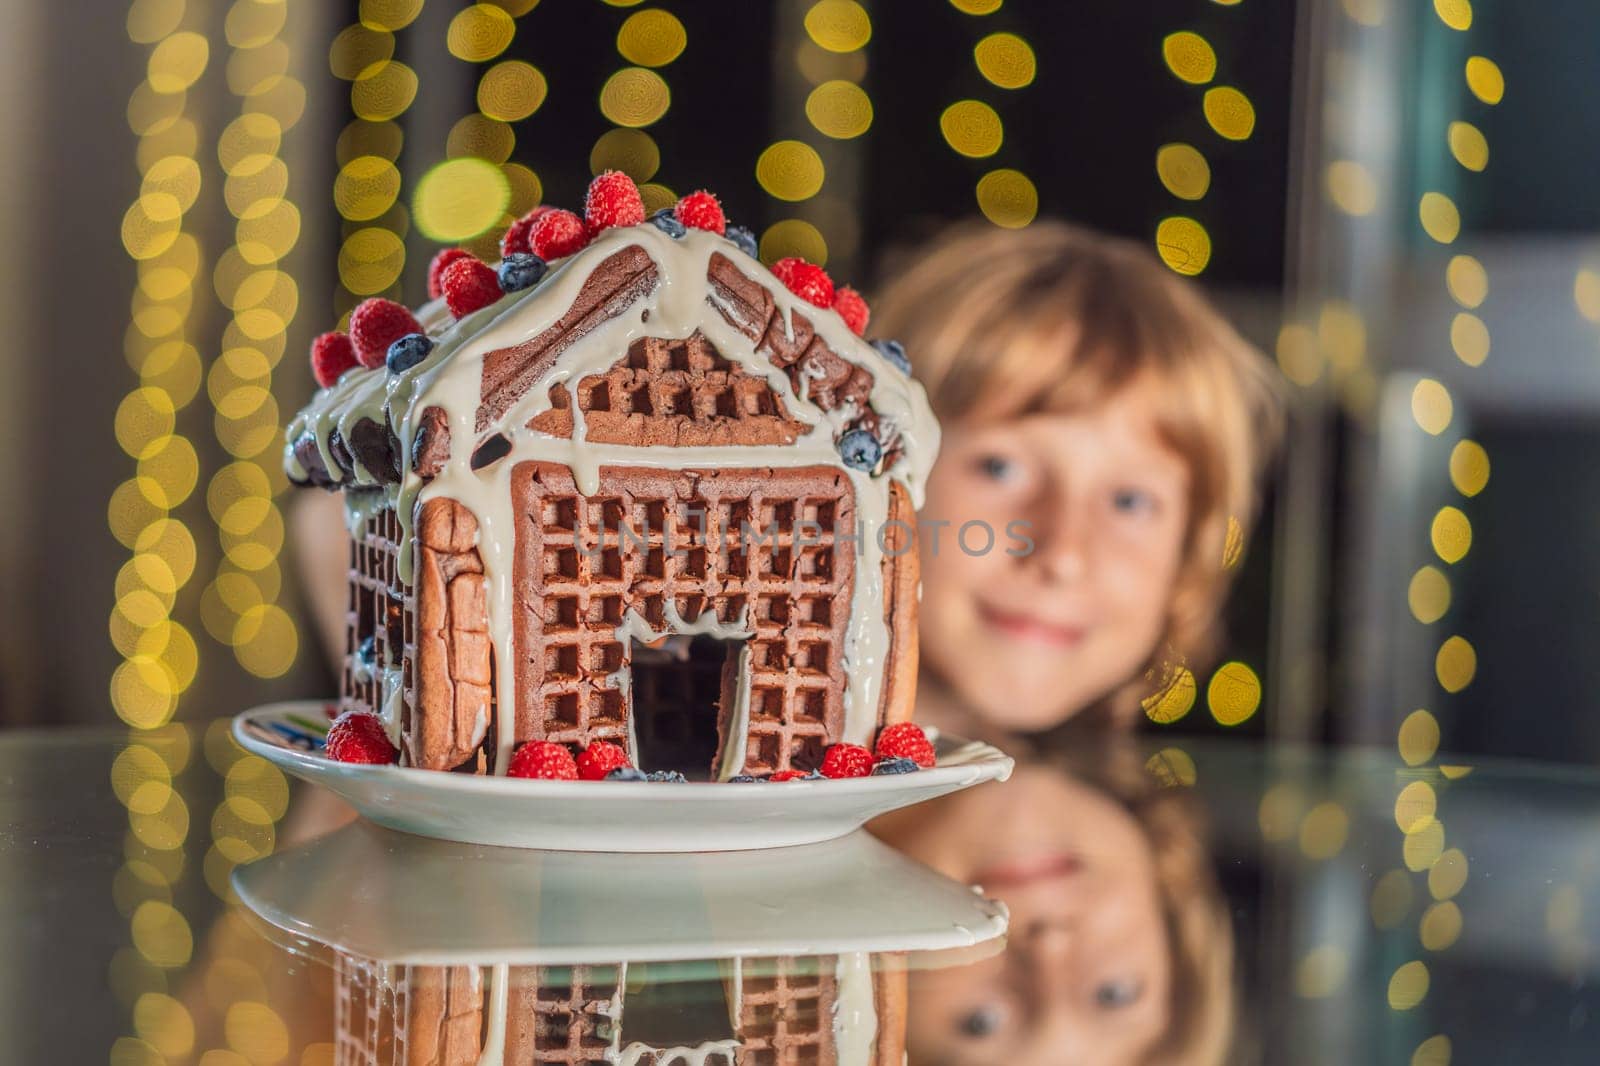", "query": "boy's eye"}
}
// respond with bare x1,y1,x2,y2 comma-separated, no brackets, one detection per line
958,1005,1003,1037
1112,488,1156,514
977,455,1016,481
1095,978,1143,1009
